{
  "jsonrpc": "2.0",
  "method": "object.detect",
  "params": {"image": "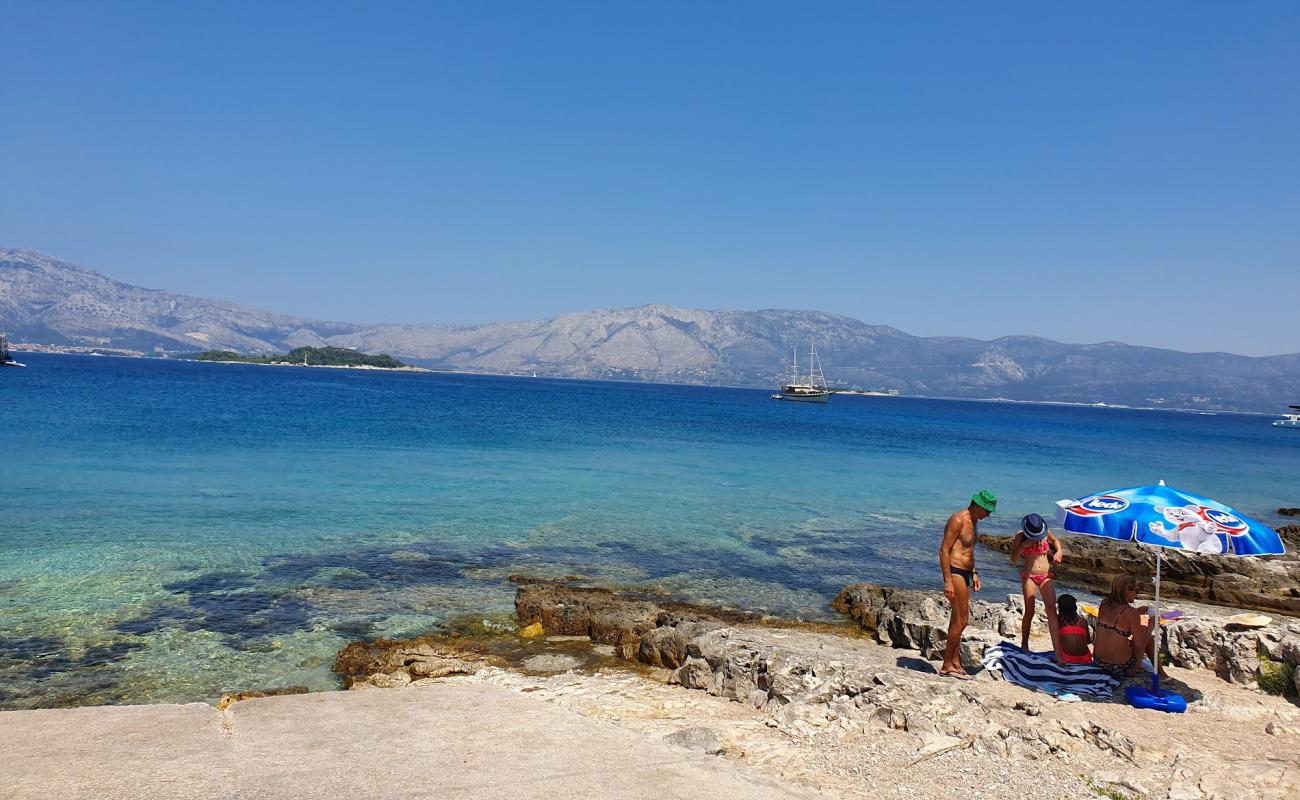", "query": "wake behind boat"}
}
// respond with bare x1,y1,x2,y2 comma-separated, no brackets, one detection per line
772,343,831,402
1,333,26,368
